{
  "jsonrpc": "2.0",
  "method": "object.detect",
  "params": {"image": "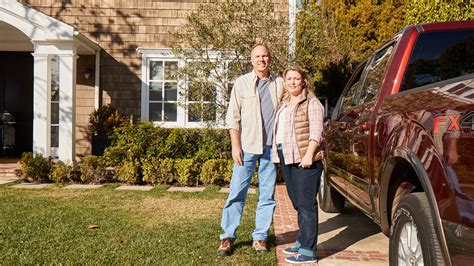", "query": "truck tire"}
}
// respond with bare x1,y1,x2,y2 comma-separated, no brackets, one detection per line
389,193,444,266
318,169,345,213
